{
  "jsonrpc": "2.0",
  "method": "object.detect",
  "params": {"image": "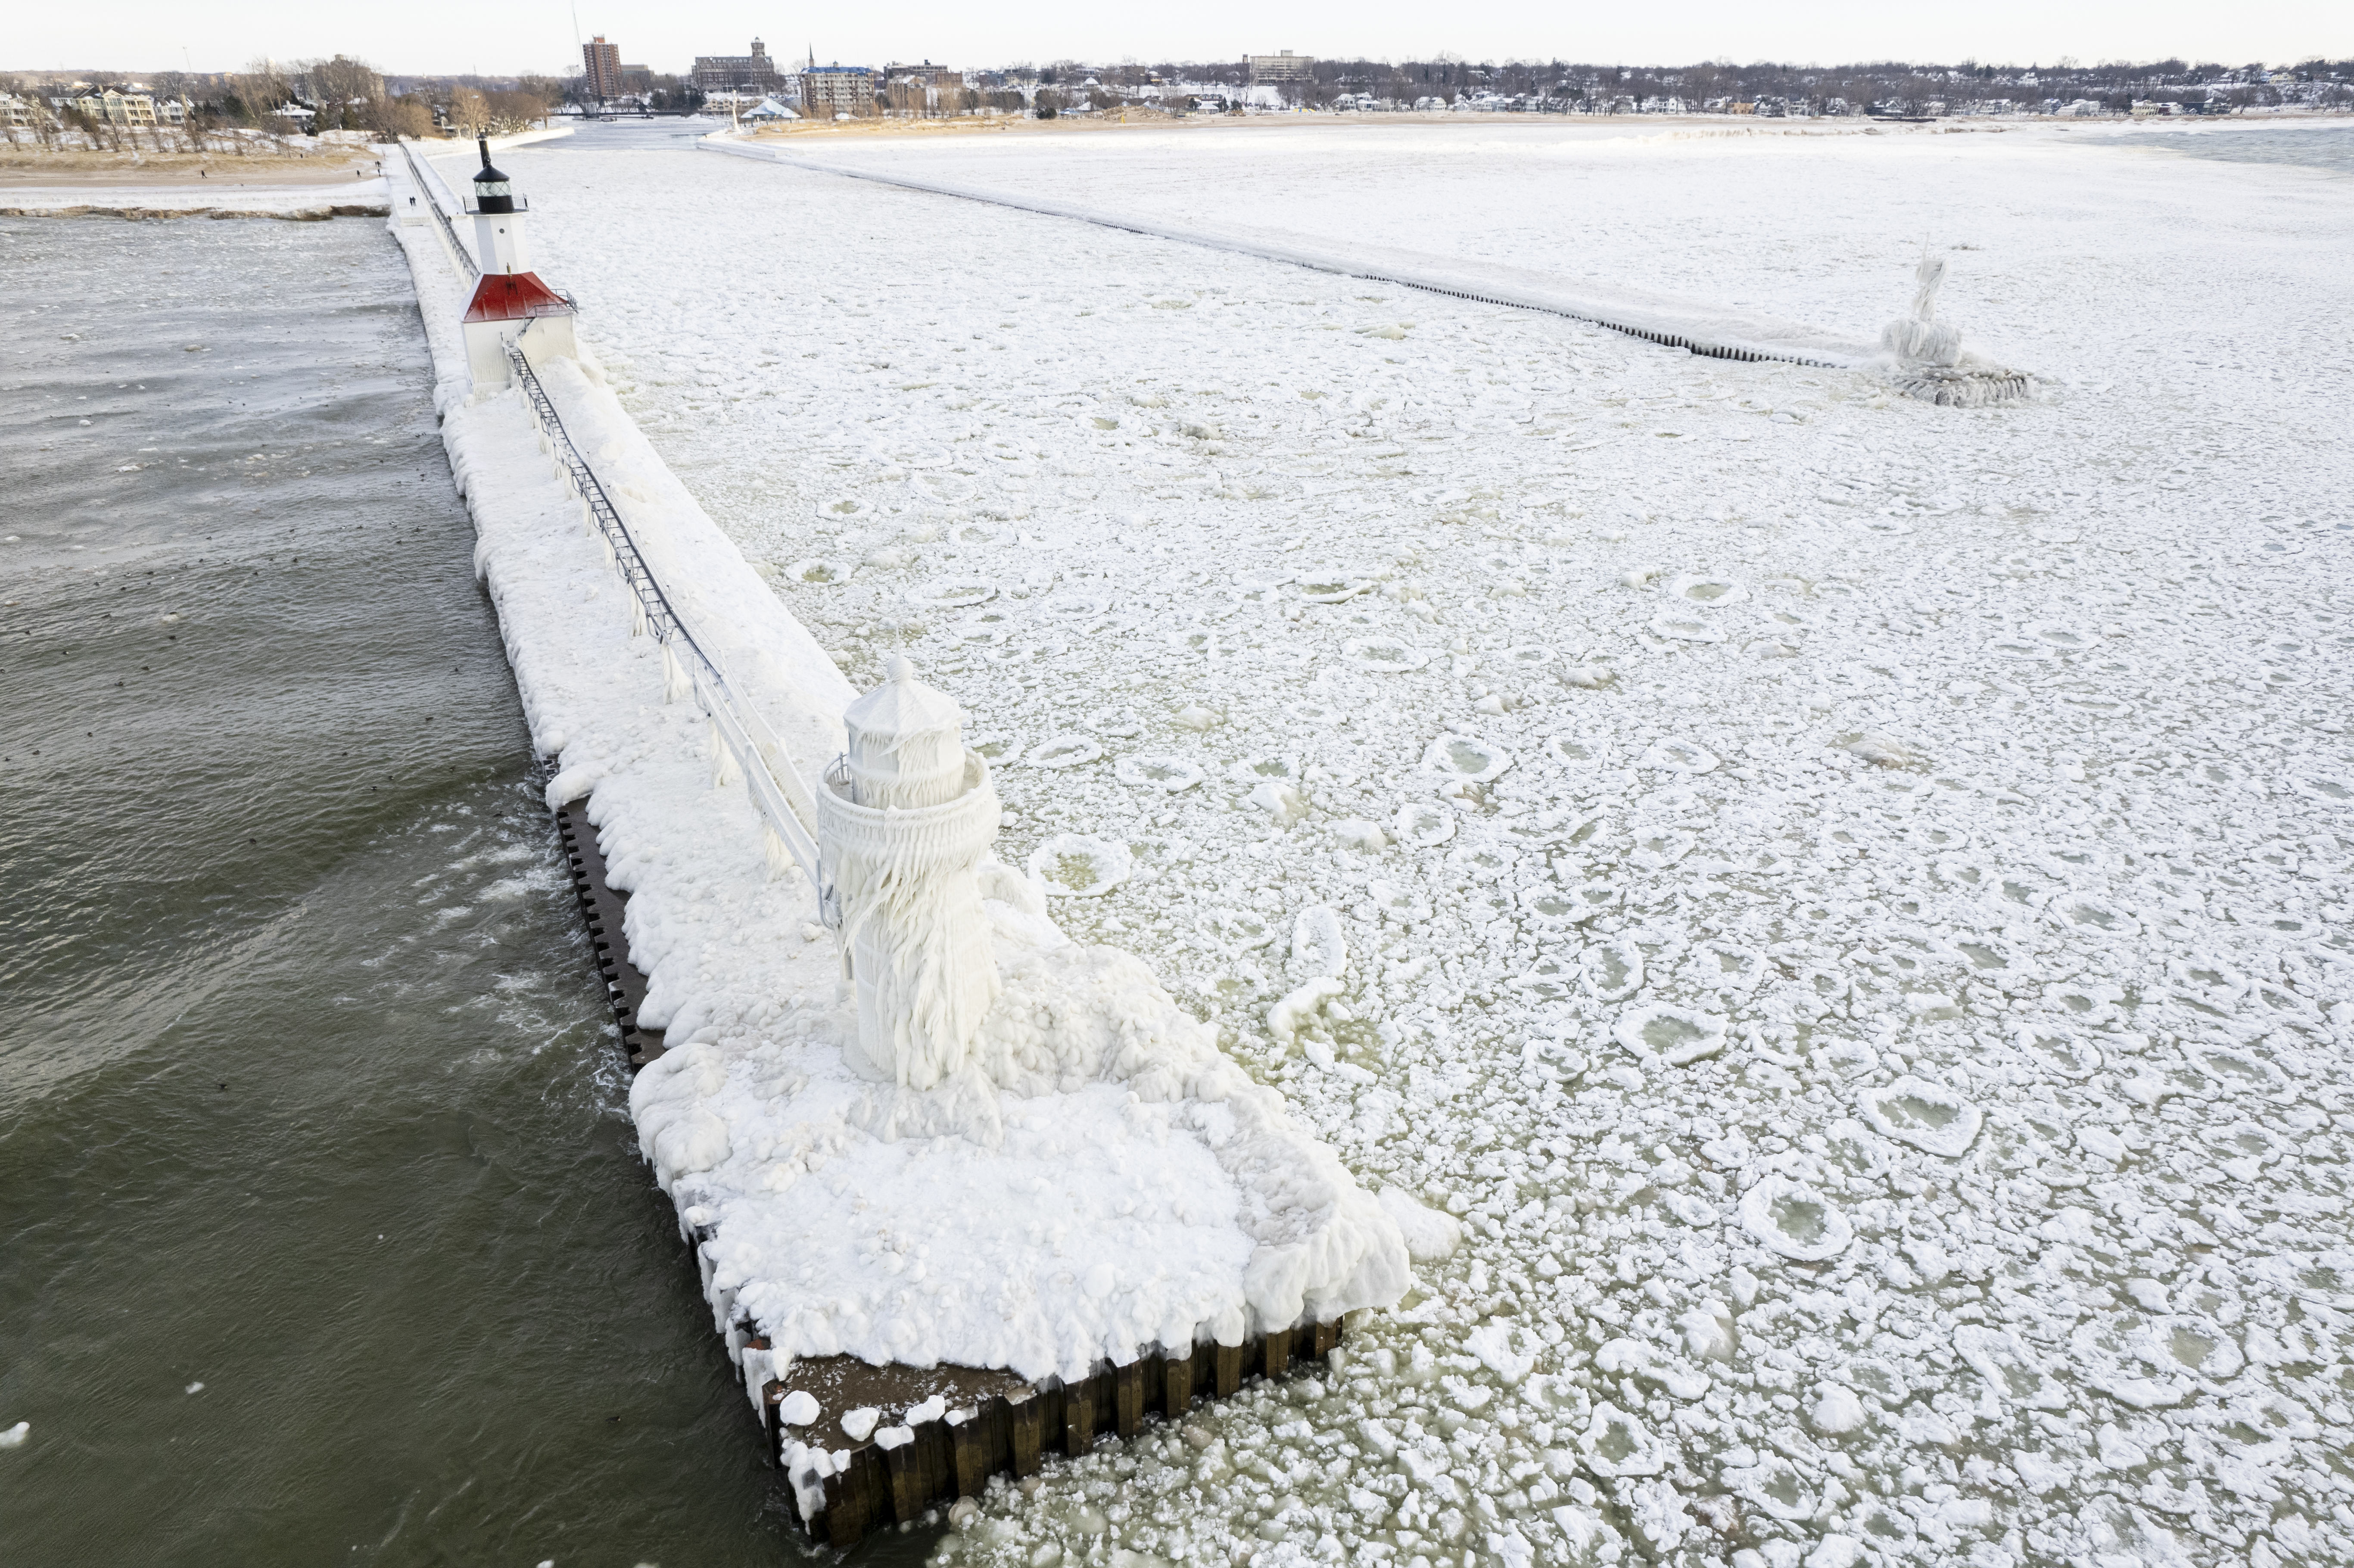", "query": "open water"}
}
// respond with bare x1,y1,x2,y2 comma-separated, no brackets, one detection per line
2093,118,2354,176
0,215,903,1565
